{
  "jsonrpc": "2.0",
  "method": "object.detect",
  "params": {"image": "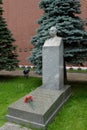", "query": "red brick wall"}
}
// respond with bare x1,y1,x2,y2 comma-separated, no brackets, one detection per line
80,0,87,30
3,0,87,66
80,0,87,19
3,0,42,65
